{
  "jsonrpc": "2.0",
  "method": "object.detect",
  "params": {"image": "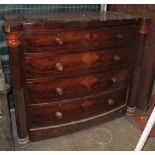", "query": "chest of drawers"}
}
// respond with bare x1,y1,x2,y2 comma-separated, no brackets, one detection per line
3,11,150,148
